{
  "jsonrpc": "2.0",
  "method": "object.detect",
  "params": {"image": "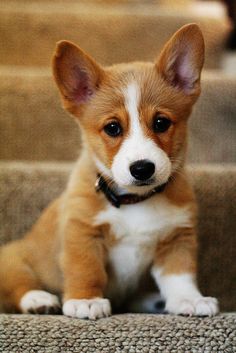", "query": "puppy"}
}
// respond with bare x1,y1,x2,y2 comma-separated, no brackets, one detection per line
0,24,218,319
